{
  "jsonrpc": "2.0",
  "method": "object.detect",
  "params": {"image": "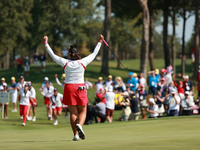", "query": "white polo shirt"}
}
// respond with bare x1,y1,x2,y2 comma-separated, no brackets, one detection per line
29,87,36,99
42,86,54,97
19,89,31,106
51,93,63,107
